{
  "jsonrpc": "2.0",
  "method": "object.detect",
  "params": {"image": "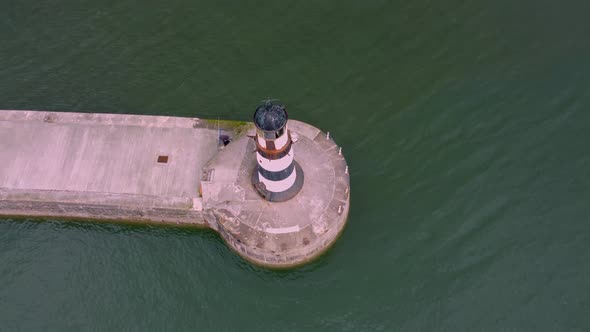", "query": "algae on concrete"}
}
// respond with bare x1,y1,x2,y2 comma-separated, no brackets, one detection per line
203,119,252,136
